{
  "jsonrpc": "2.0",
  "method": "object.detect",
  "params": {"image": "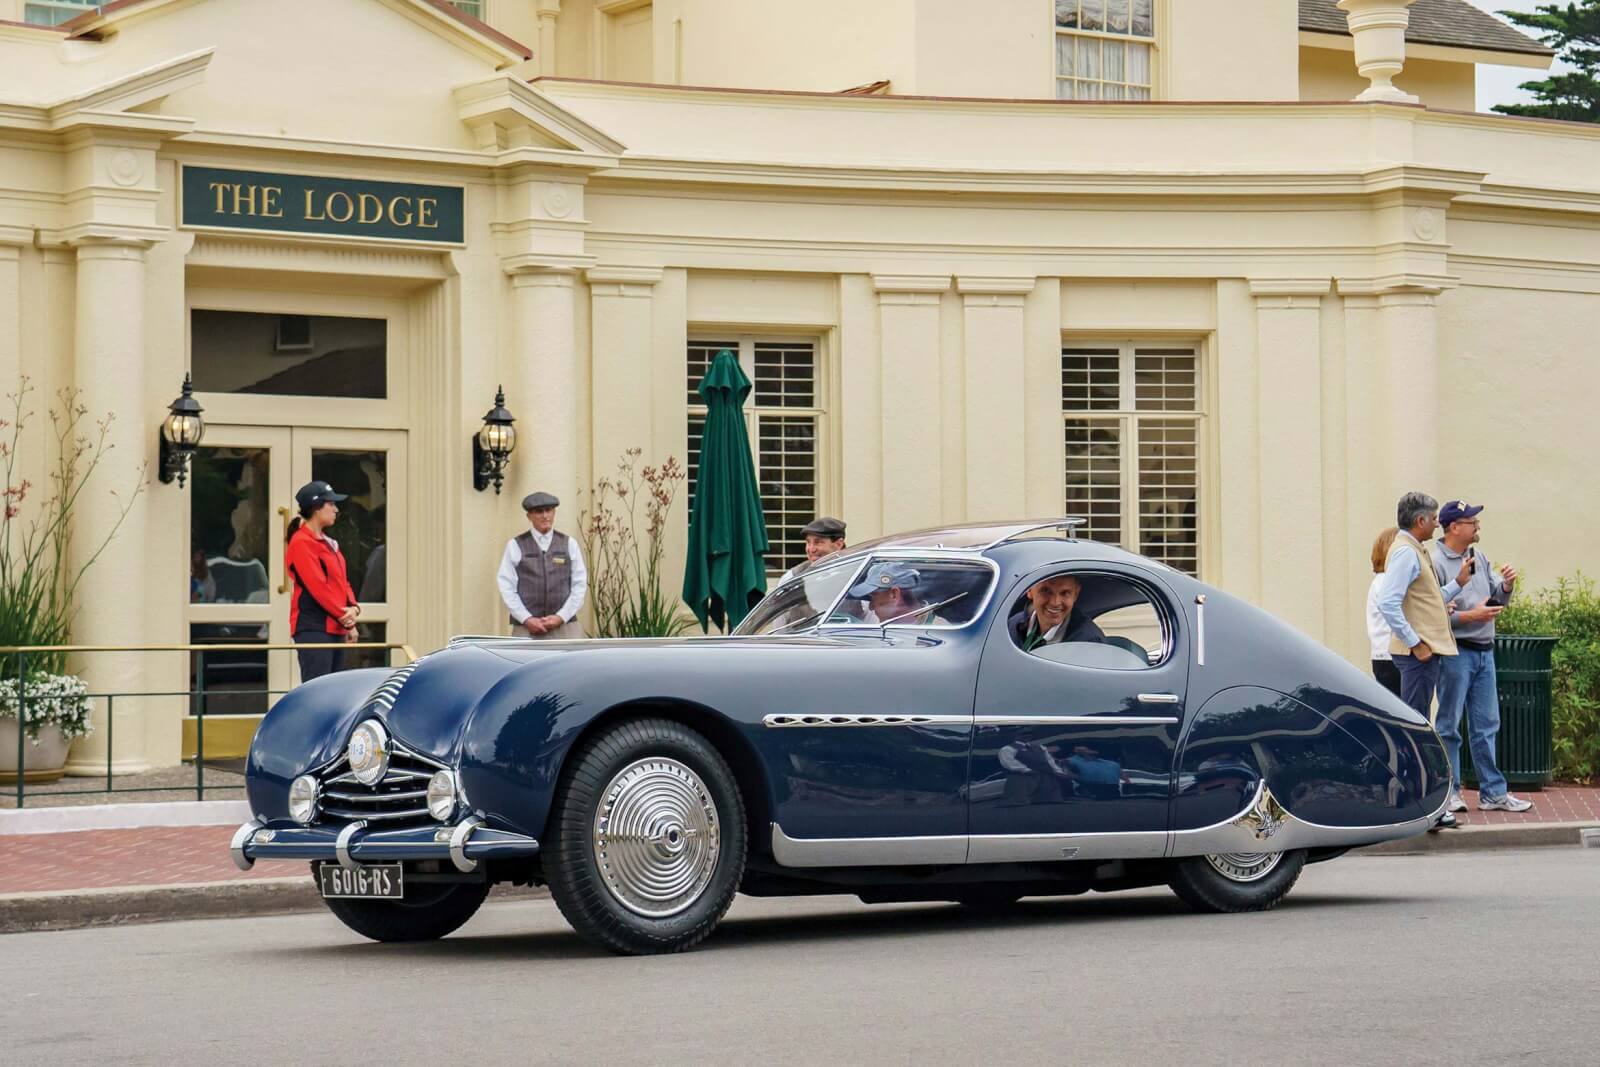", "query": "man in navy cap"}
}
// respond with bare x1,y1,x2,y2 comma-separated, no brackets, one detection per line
496,491,587,639
1429,500,1532,813
846,562,940,626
